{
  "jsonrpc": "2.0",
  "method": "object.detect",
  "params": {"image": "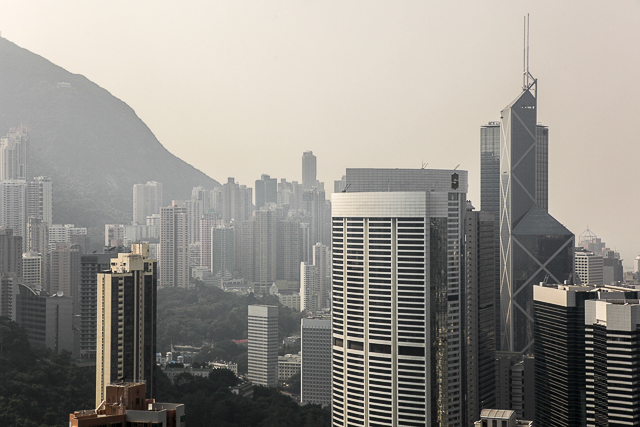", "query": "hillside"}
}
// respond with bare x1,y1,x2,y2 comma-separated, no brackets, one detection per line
0,37,219,235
